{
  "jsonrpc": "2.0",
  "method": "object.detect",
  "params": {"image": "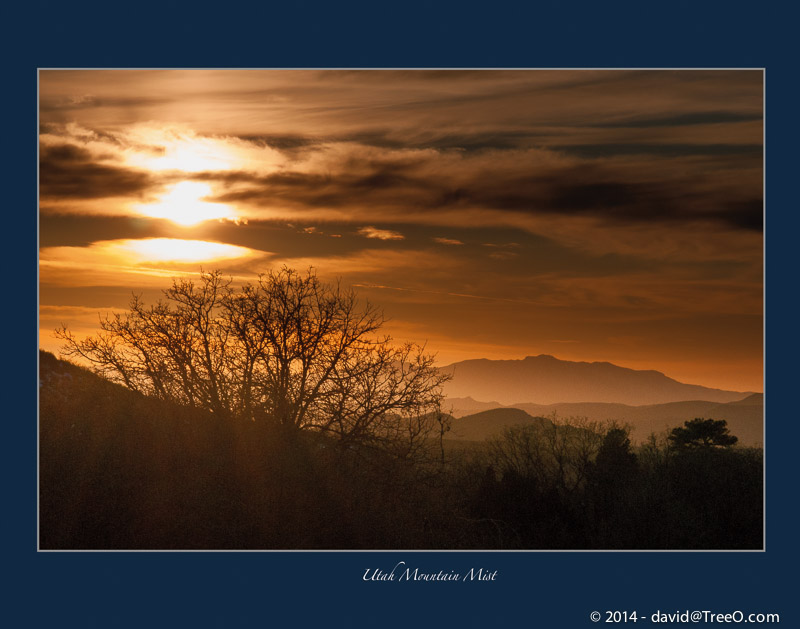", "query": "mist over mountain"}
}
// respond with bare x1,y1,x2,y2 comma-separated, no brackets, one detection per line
440,354,754,406
446,408,548,441
445,394,763,445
